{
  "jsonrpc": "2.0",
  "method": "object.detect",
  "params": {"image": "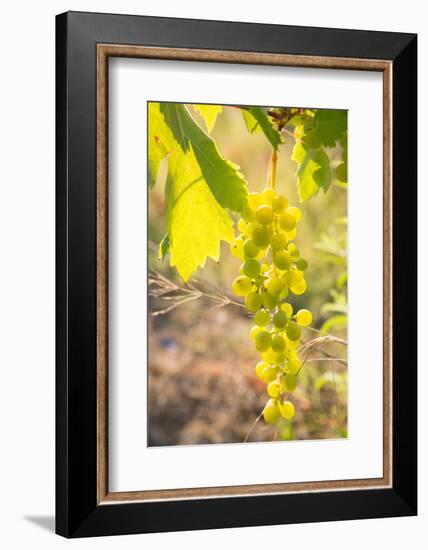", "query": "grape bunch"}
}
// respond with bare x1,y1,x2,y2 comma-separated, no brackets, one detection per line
231,188,312,425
